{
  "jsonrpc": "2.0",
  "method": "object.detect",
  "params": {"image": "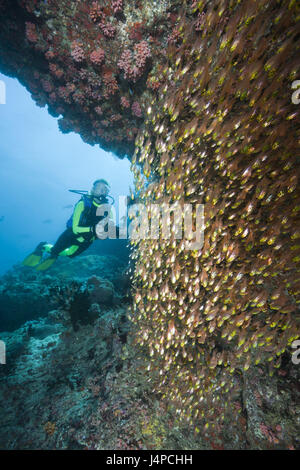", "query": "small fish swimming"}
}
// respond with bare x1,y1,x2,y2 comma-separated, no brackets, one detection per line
63,204,73,209
42,219,53,224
